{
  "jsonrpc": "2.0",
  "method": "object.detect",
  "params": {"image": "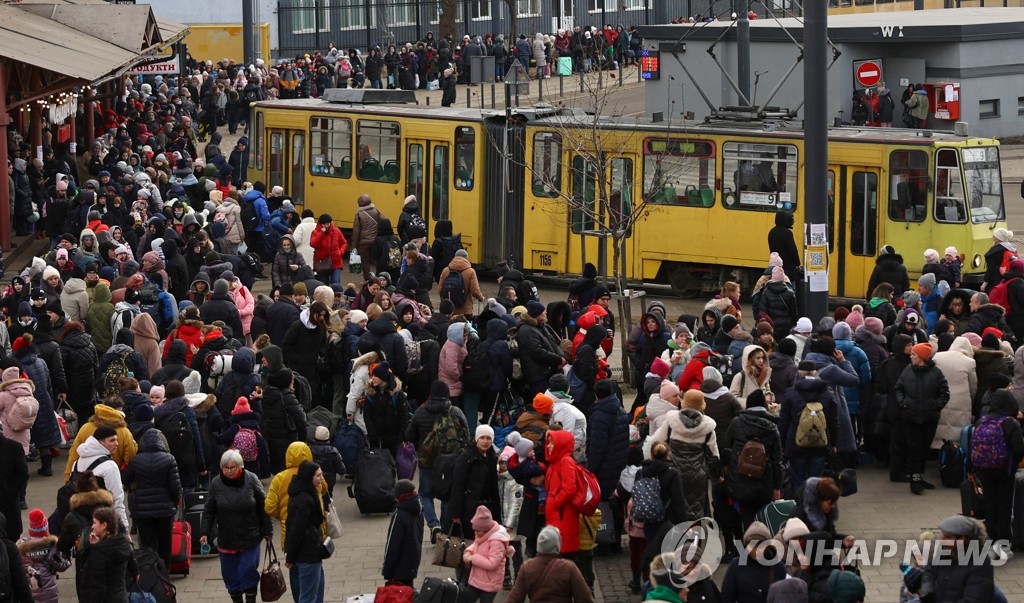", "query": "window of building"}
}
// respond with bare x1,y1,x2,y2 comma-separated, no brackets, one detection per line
407,143,424,201
1018,96,1024,116
532,132,561,197
470,0,490,19
357,120,400,182
519,0,541,15
851,172,878,256
251,111,263,170
889,149,928,222
454,127,475,190
570,155,596,234
826,170,835,254
722,142,797,211
269,132,284,192
309,117,352,178
979,99,999,119
338,0,366,29
292,0,330,34
387,2,416,26
642,138,715,207
934,148,965,223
